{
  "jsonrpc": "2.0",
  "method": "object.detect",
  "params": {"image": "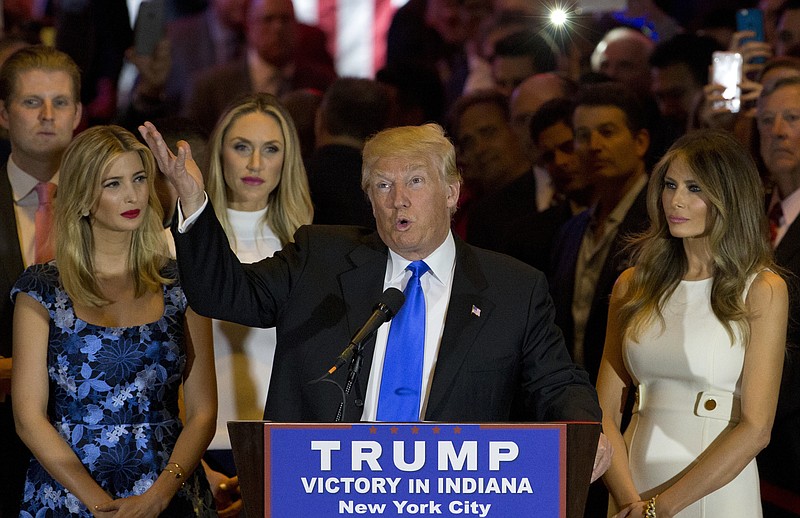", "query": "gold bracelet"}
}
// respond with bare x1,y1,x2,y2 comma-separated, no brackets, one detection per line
644,495,658,518
164,462,185,480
